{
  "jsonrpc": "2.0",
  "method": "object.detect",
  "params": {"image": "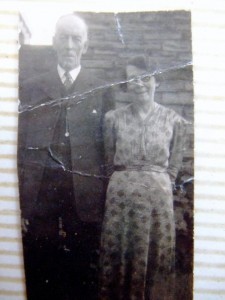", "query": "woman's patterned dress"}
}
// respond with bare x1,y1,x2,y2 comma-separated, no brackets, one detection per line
99,103,186,300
